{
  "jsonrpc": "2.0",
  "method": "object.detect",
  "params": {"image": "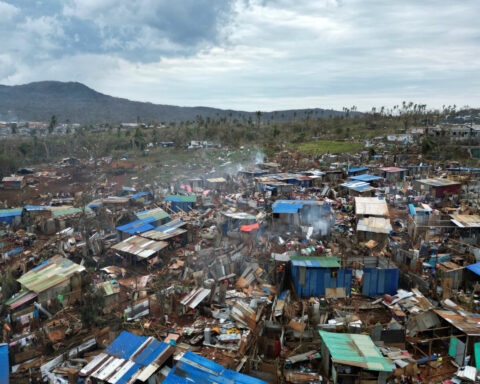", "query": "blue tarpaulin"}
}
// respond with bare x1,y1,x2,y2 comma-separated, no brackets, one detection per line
0,344,8,384
272,200,318,214
7,247,22,256
341,180,373,192
409,204,416,216
129,191,151,200
466,263,480,277
362,268,399,297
